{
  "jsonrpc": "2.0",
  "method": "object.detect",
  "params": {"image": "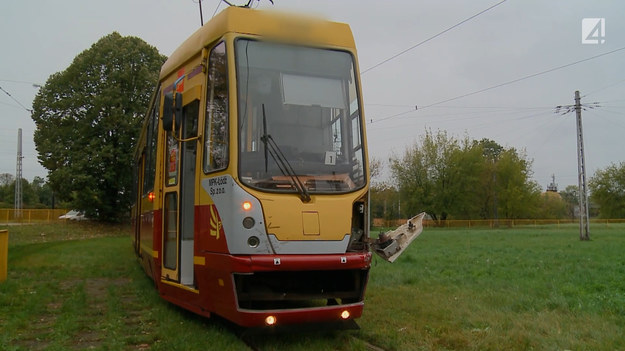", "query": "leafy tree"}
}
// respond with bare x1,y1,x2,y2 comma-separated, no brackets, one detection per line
369,157,382,182
0,173,13,186
0,173,14,207
0,174,57,208
589,162,625,218
389,130,451,223
31,176,54,208
370,183,402,221
495,148,542,219
389,130,485,223
390,130,542,223
31,32,166,221
0,178,37,208
474,138,503,219
453,137,487,218
560,185,579,219
540,191,567,219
